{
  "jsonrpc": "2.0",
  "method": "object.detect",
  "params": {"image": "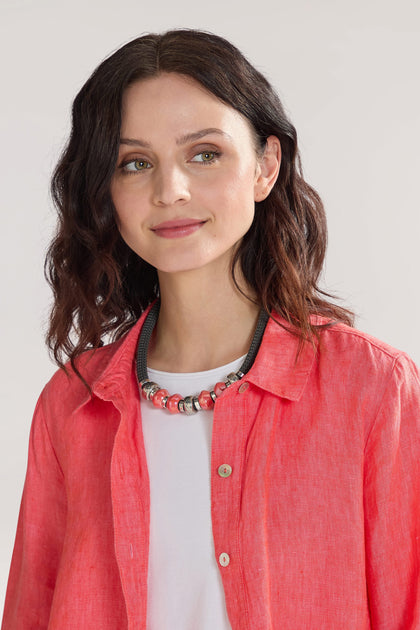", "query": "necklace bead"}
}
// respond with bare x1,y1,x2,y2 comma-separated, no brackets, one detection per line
152,389,169,407
183,396,196,415
167,393,183,413
198,390,214,410
214,381,227,397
